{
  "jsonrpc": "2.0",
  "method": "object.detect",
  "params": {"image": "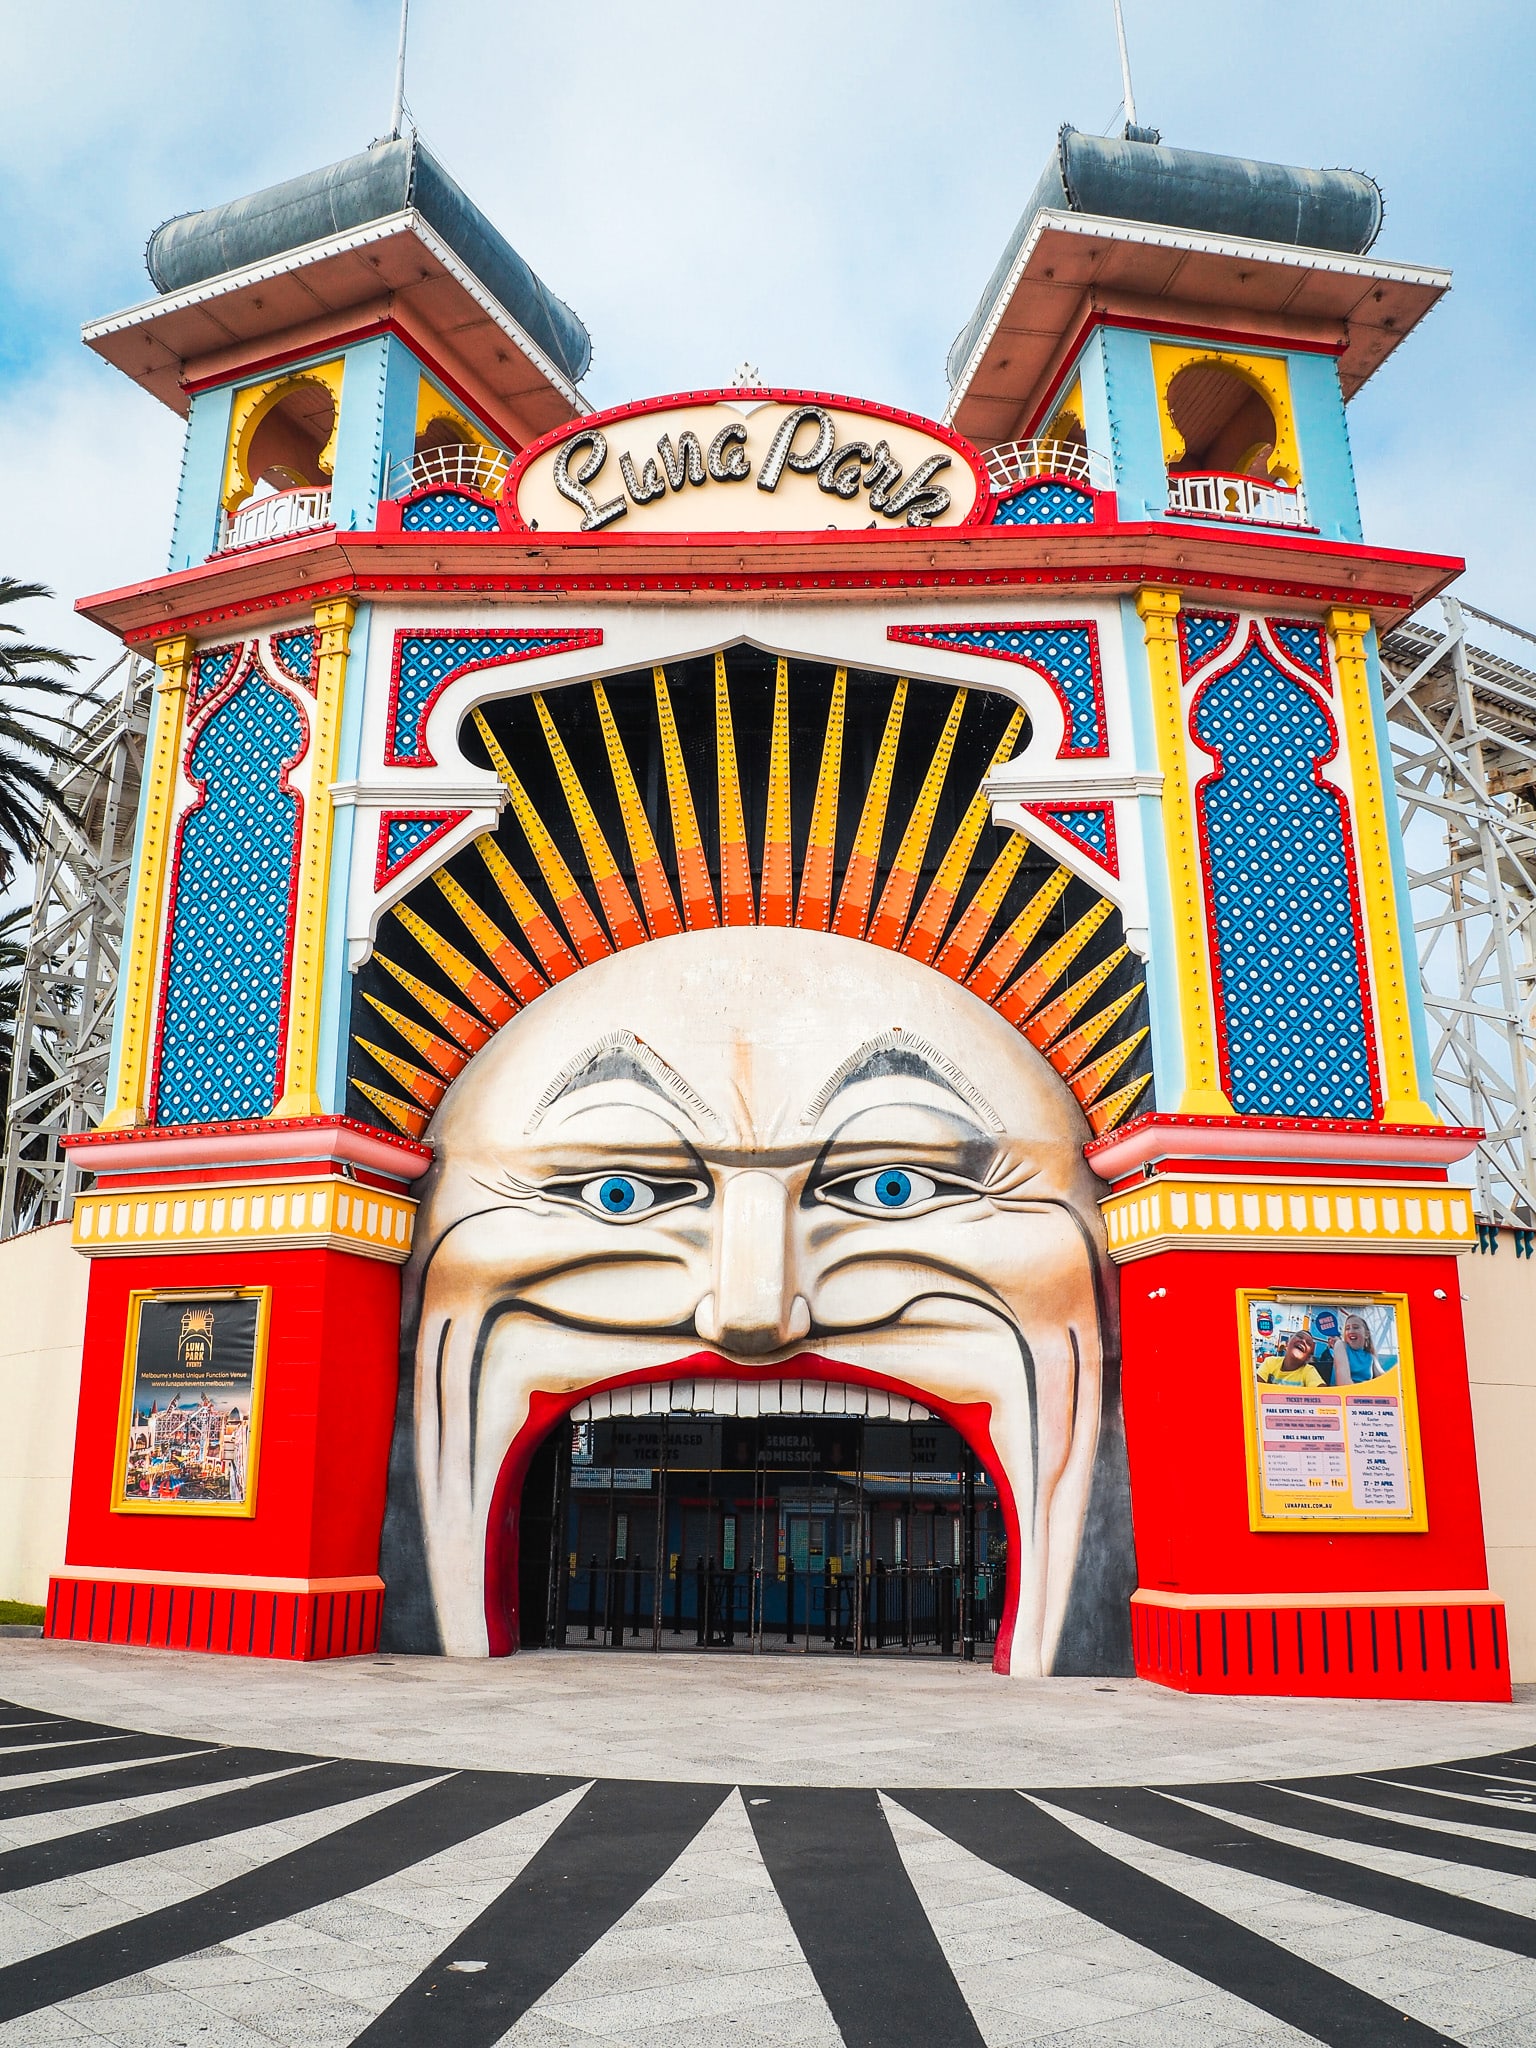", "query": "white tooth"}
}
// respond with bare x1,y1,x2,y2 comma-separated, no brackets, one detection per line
804,1381,825,1415
569,1398,592,1421
761,1379,782,1413
736,1381,759,1416
643,1383,664,1414
869,1390,890,1420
